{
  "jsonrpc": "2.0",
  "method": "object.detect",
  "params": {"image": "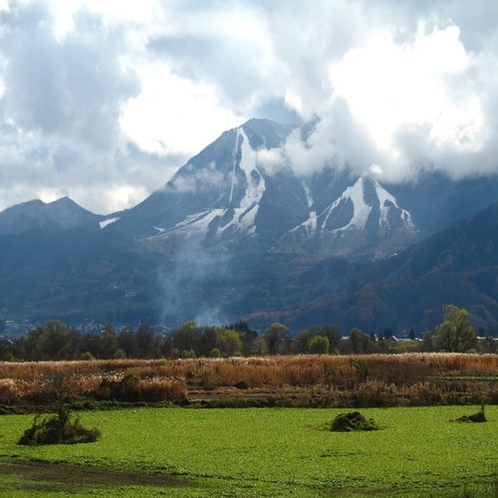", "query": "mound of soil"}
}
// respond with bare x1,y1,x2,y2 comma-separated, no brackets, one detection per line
330,411,378,432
